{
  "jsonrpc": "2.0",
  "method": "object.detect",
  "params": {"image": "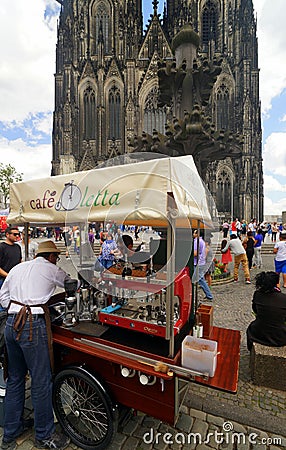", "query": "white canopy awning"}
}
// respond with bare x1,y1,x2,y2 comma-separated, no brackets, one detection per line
8,155,212,227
